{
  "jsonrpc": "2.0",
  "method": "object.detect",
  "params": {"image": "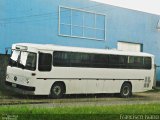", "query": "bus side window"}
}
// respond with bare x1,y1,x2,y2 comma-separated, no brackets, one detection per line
81,53,91,67
90,54,108,68
128,56,135,69
70,52,81,67
119,56,127,68
144,57,152,69
38,53,52,71
134,57,144,69
109,55,119,68
53,51,70,67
